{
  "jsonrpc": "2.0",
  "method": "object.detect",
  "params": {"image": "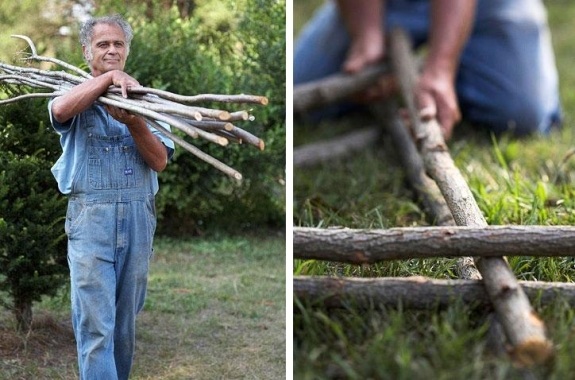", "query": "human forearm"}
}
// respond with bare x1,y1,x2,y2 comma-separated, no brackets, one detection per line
106,107,168,172
51,71,115,123
51,70,140,123
336,0,386,73
336,0,383,40
413,0,477,140
426,0,477,78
